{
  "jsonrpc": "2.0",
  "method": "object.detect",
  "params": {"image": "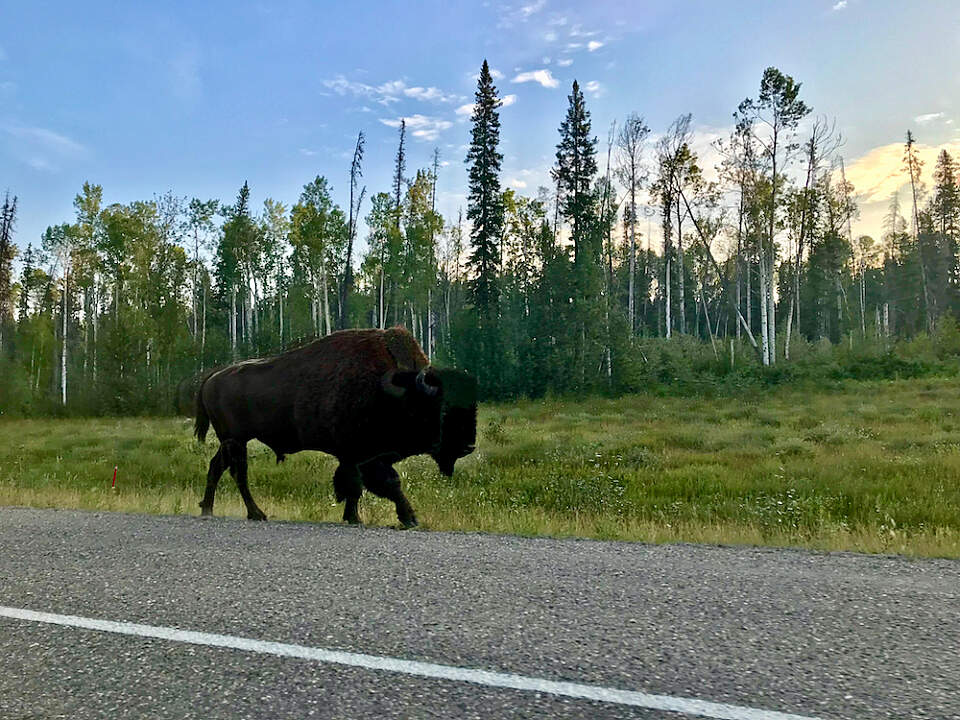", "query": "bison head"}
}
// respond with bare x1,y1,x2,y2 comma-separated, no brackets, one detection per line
380,366,477,476
429,368,477,477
